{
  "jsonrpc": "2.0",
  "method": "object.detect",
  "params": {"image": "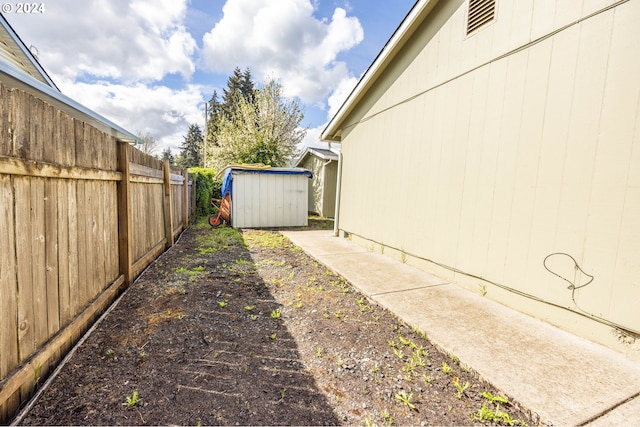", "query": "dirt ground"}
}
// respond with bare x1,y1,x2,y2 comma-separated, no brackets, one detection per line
16,218,537,426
